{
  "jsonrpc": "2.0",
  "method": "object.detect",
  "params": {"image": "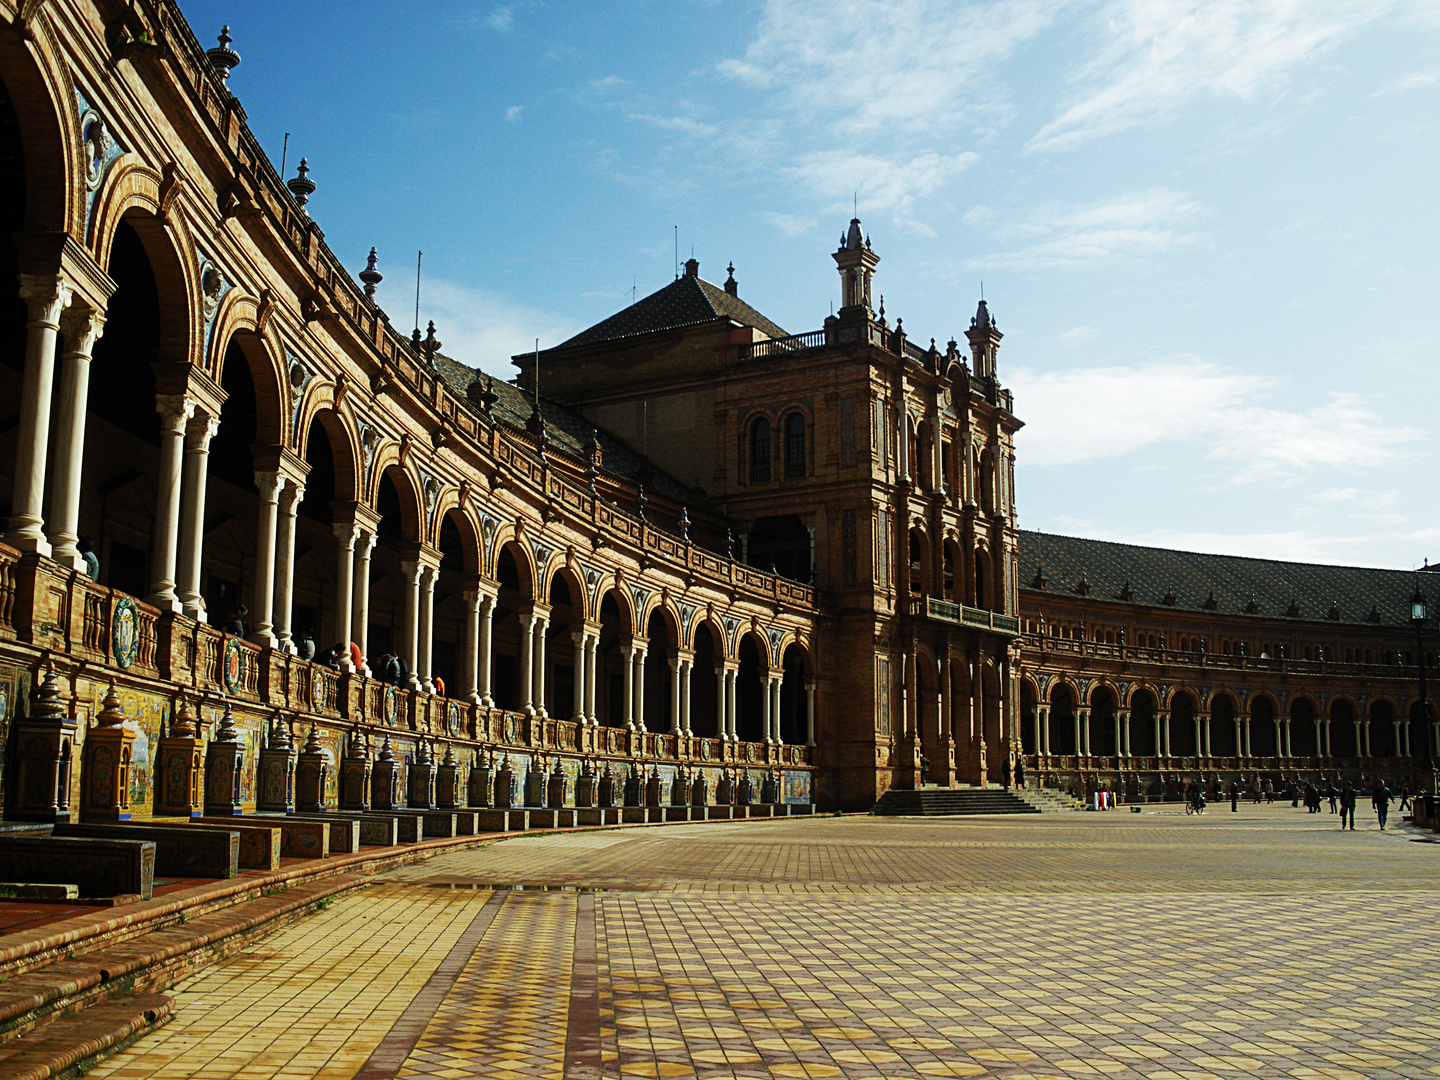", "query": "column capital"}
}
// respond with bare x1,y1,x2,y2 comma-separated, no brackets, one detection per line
17,274,72,327
279,483,306,514
254,470,286,503
155,394,198,436
400,558,425,584
185,410,221,451
333,520,361,546
58,302,104,354
354,529,378,556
